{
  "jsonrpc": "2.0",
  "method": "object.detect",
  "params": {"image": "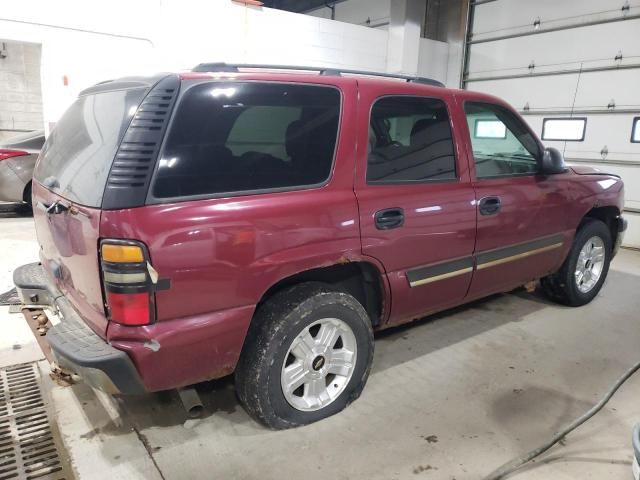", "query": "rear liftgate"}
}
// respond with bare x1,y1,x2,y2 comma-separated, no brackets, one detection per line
100,242,203,416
